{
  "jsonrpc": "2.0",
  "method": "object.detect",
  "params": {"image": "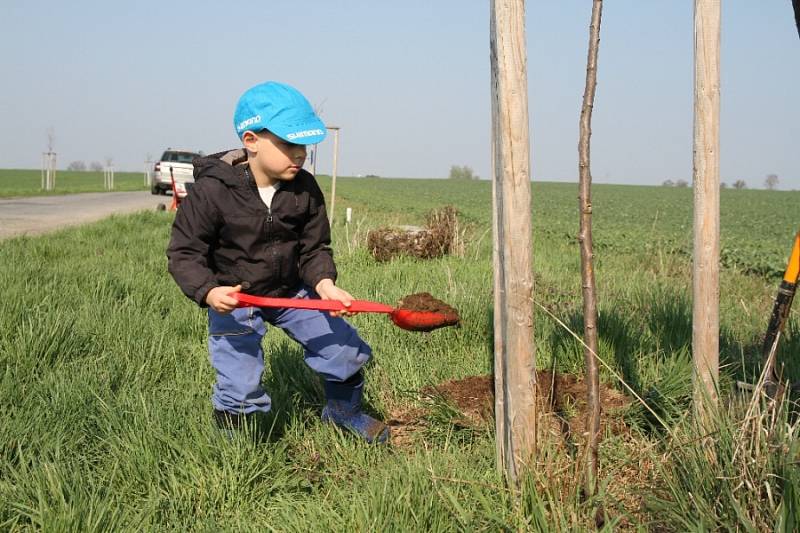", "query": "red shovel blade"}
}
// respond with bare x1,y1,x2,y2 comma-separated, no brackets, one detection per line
390,309,461,332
